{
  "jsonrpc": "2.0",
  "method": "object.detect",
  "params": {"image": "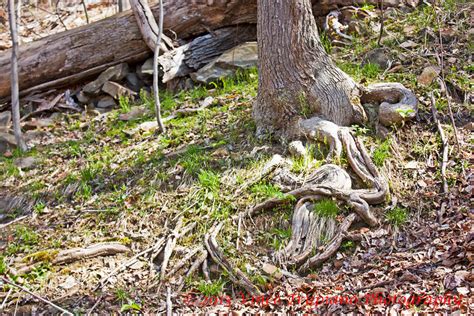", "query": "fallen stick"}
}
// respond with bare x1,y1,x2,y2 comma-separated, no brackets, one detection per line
435,12,460,151
95,237,166,291
18,243,130,275
0,215,28,230
430,92,449,194
0,276,73,315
